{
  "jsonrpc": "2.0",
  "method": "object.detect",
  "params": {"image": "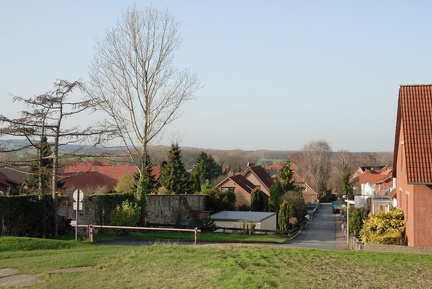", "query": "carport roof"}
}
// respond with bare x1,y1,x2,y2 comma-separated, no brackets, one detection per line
210,211,275,222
